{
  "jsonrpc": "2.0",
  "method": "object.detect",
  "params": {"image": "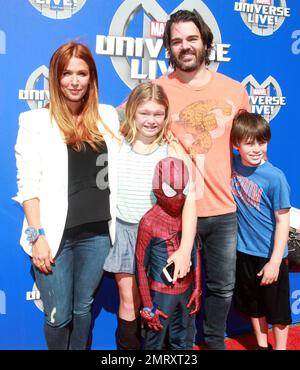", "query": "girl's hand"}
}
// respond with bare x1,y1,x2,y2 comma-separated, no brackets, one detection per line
167,248,191,283
32,236,54,274
257,261,280,286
